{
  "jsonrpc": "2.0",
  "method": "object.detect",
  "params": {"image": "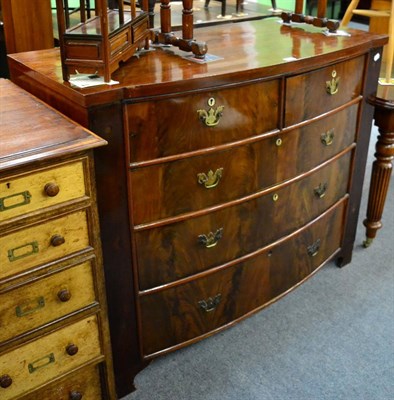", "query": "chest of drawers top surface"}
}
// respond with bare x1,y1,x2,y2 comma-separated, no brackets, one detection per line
0,79,106,171
7,19,387,106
